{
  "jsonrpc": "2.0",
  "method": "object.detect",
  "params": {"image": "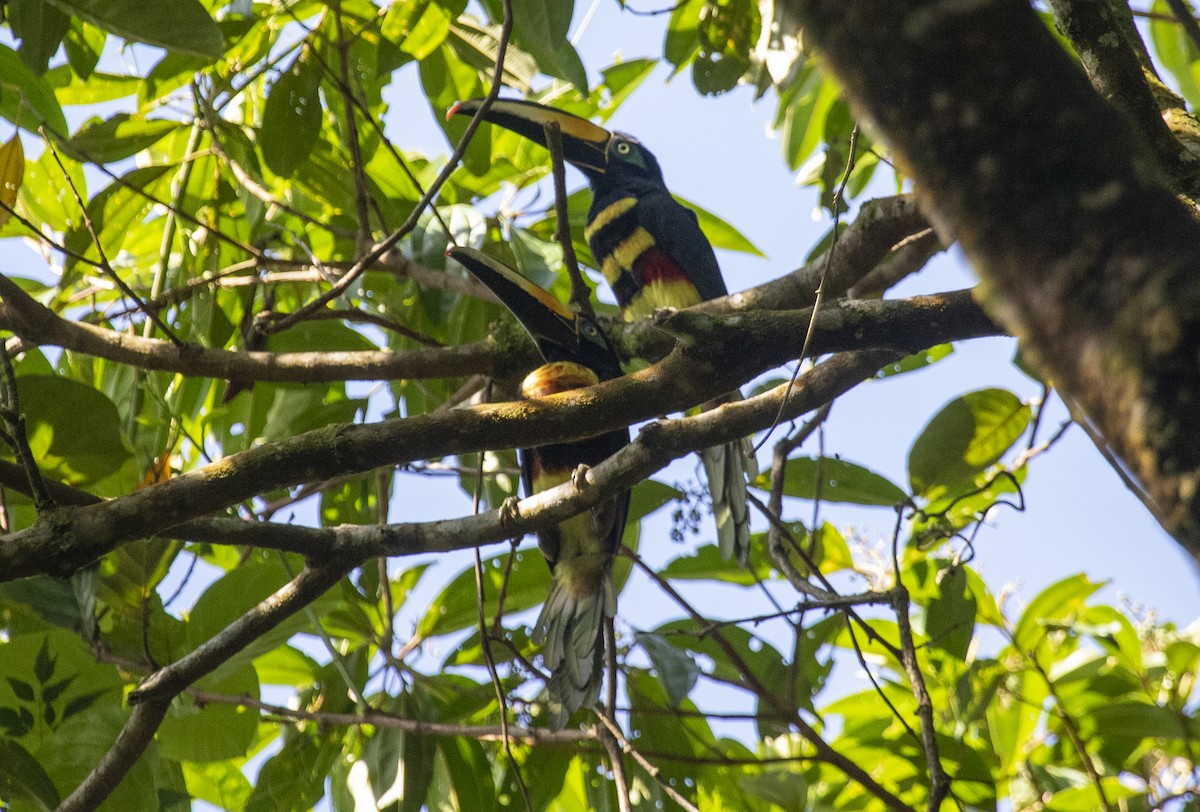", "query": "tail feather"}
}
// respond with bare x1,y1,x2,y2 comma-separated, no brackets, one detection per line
533,573,615,729
702,437,758,567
